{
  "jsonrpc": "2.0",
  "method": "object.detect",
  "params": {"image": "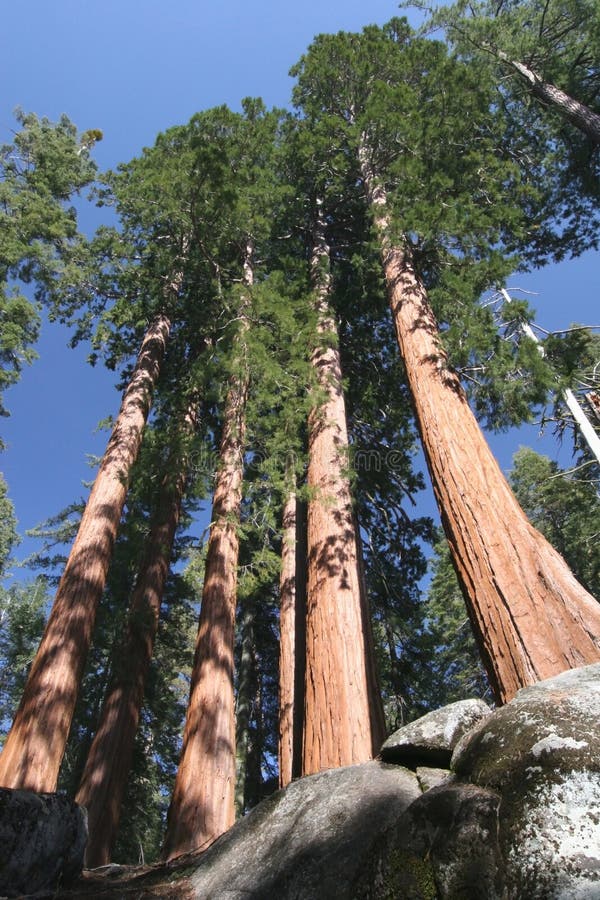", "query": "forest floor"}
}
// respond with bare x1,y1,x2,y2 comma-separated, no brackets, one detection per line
55,857,200,899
